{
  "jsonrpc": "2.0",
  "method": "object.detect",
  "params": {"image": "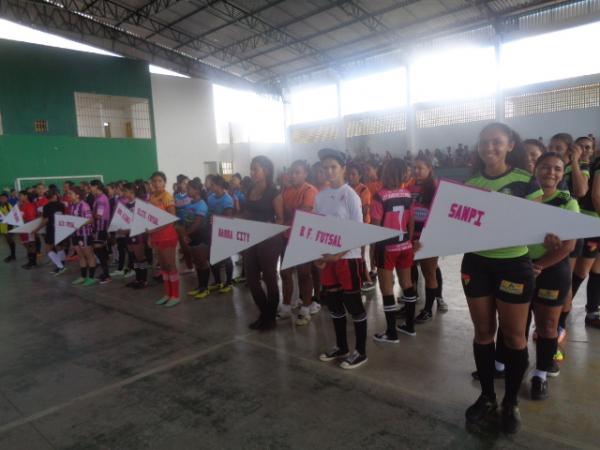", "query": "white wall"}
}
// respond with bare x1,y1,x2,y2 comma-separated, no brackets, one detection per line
151,74,219,183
